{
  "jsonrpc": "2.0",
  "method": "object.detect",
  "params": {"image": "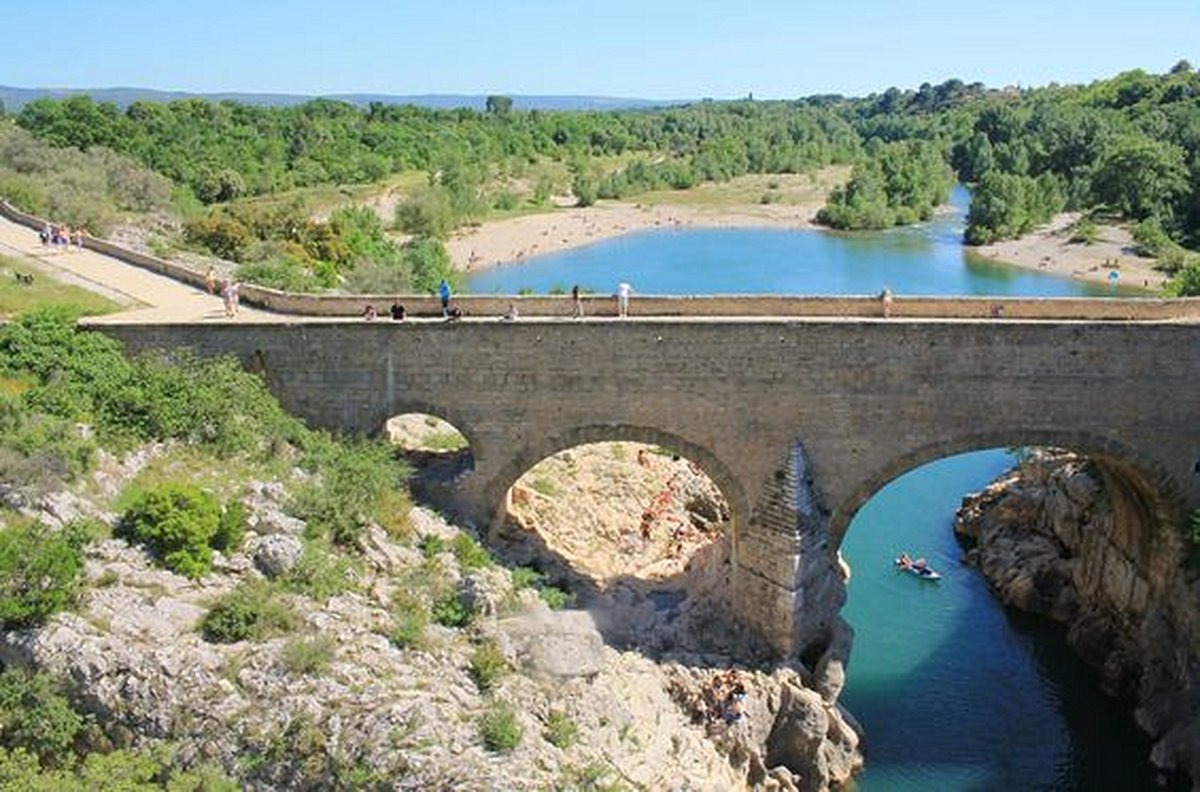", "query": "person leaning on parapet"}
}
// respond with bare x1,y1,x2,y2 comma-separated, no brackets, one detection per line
879,285,894,318
616,281,633,318
503,301,519,322
439,278,452,317
390,302,406,321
